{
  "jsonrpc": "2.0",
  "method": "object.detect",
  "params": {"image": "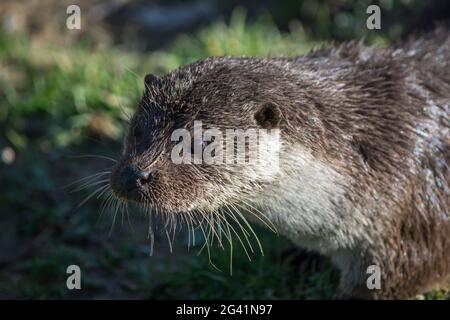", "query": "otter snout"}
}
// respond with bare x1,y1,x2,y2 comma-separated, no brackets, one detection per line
110,164,153,201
